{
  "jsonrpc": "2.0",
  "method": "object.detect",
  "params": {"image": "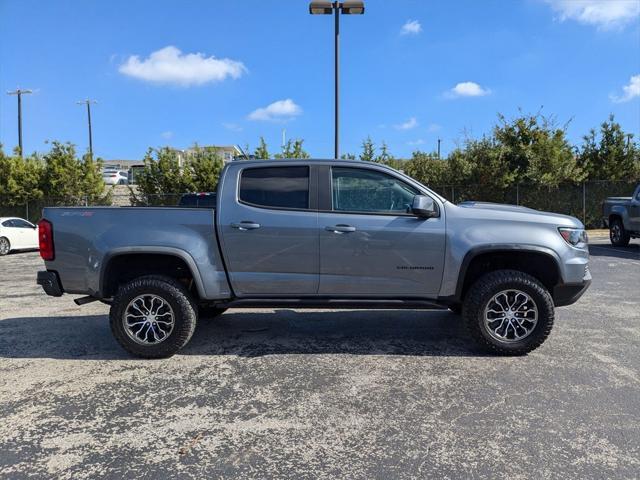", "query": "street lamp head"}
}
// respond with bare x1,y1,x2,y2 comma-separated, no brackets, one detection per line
340,1,365,14
309,1,333,14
